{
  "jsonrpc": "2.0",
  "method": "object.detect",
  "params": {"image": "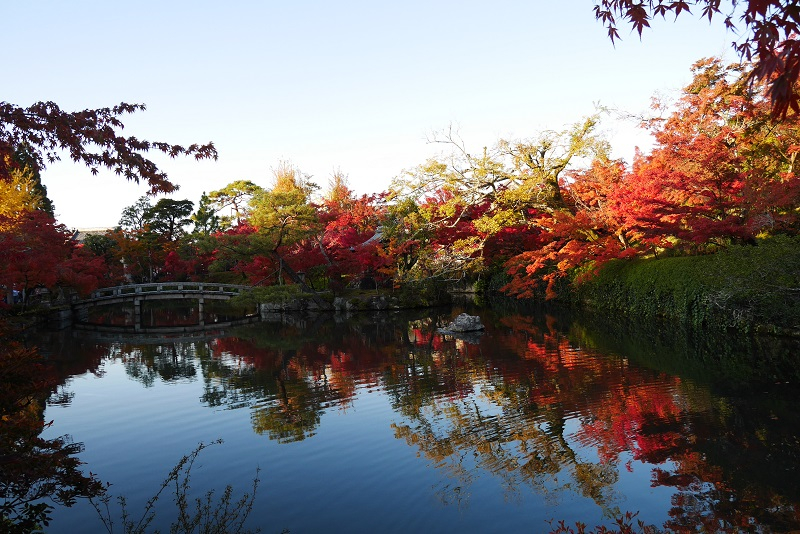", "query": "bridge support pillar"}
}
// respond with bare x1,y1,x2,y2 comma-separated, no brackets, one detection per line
134,297,142,332
198,297,205,326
